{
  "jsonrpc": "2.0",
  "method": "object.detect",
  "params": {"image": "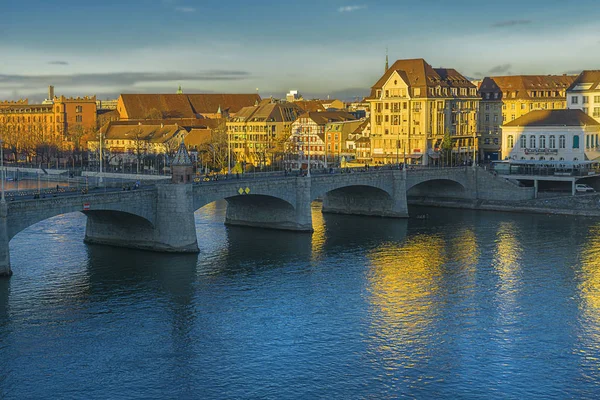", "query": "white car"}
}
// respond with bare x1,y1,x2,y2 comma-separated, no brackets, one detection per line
576,184,595,193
